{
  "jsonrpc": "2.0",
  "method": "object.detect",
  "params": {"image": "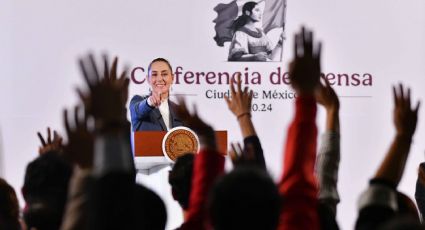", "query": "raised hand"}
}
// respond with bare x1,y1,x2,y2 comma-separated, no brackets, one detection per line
175,97,216,151
229,142,257,166
63,106,94,169
37,127,63,155
315,78,339,112
224,74,253,120
316,78,340,132
373,84,421,187
289,26,321,95
393,84,420,138
77,54,129,125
